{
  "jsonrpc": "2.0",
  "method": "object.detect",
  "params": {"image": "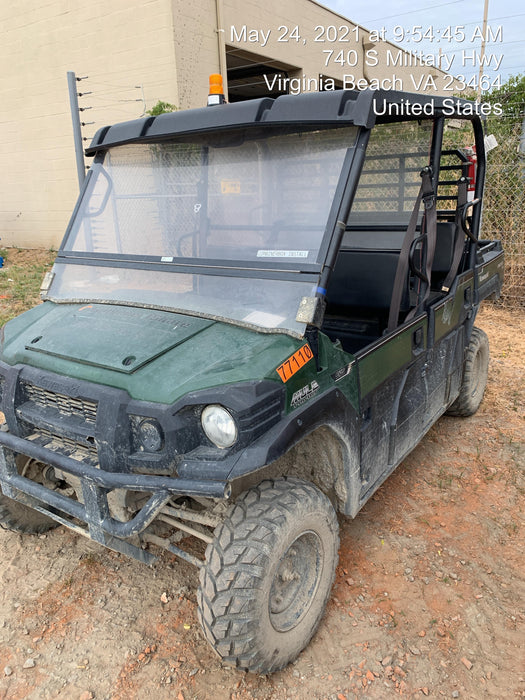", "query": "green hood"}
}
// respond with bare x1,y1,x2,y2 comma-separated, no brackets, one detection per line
0,302,298,404
20,304,215,374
